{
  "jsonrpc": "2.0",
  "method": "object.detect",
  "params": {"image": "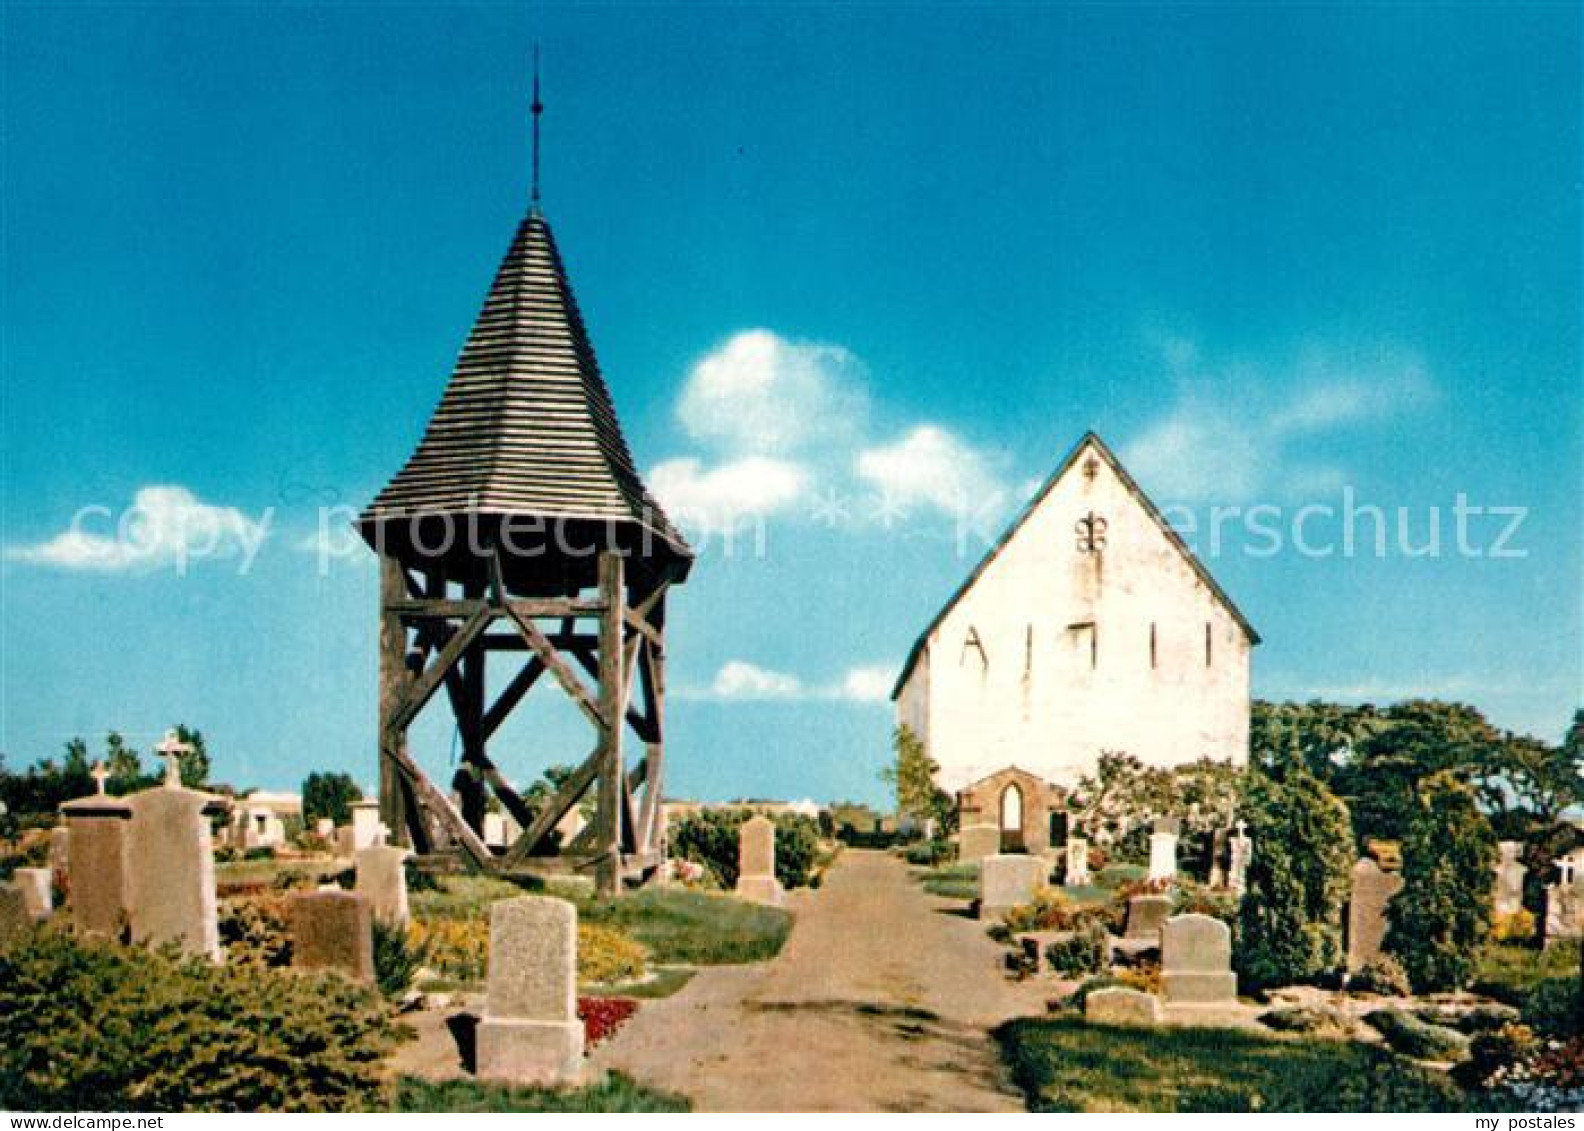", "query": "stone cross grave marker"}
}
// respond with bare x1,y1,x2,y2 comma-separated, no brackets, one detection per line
155,729,191,787
735,815,785,906
1148,819,1179,883
476,896,584,1086
1064,837,1090,887
1492,841,1527,917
